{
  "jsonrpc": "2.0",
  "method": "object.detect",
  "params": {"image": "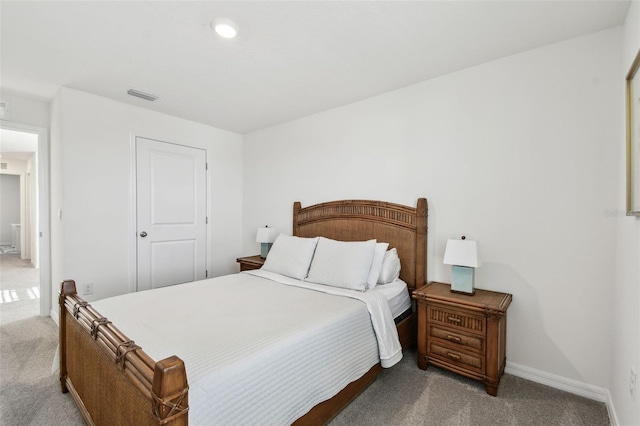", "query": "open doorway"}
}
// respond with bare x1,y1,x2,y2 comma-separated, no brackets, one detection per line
0,124,50,324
